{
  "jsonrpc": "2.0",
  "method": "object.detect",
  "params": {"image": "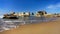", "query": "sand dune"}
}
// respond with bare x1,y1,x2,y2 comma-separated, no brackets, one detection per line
0,19,60,34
